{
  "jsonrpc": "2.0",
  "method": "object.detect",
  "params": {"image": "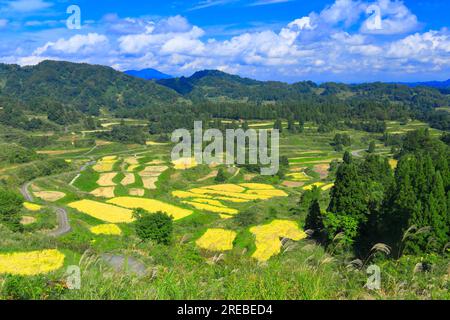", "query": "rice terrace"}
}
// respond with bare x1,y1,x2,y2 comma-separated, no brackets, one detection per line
0,0,449,304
